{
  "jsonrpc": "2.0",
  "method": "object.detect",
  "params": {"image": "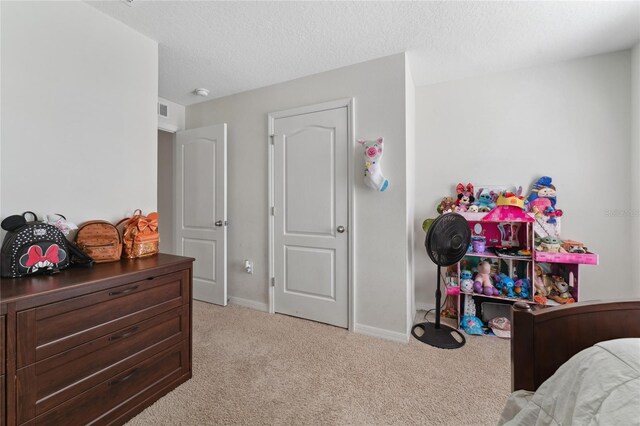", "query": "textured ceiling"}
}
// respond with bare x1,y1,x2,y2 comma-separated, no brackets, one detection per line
87,1,640,106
